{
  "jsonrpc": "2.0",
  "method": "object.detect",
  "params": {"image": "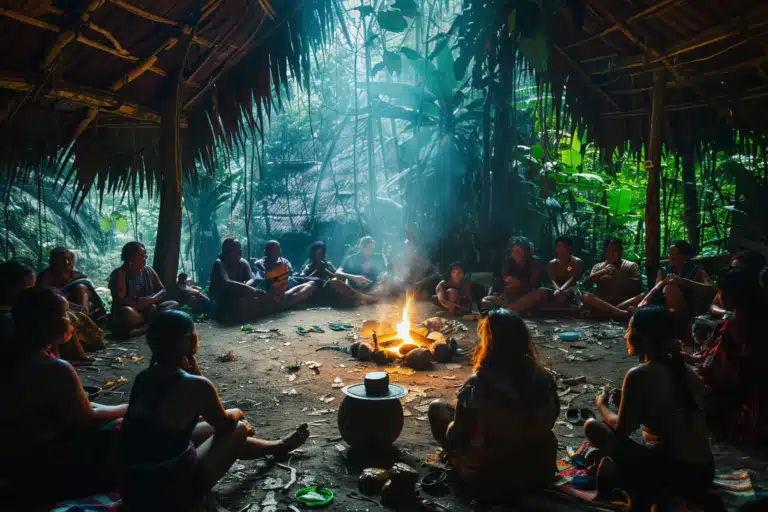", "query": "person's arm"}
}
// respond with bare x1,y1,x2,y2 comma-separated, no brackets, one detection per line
55,360,128,428
666,268,716,293
108,269,140,310
548,260,561,292
529,261,543,290
583,264,609,286
598,369,641,438
448,381,480,452
146,267,167,303
197,377,244,433
216,260,260,297
709,293,727,318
